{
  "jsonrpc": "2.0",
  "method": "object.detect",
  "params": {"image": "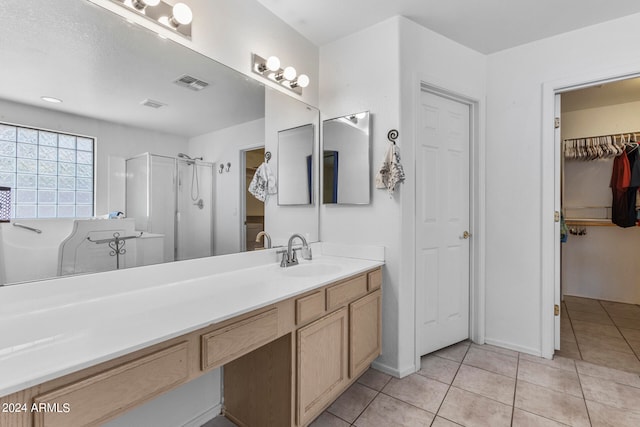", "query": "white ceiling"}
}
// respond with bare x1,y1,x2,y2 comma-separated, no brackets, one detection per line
256,0,640,53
